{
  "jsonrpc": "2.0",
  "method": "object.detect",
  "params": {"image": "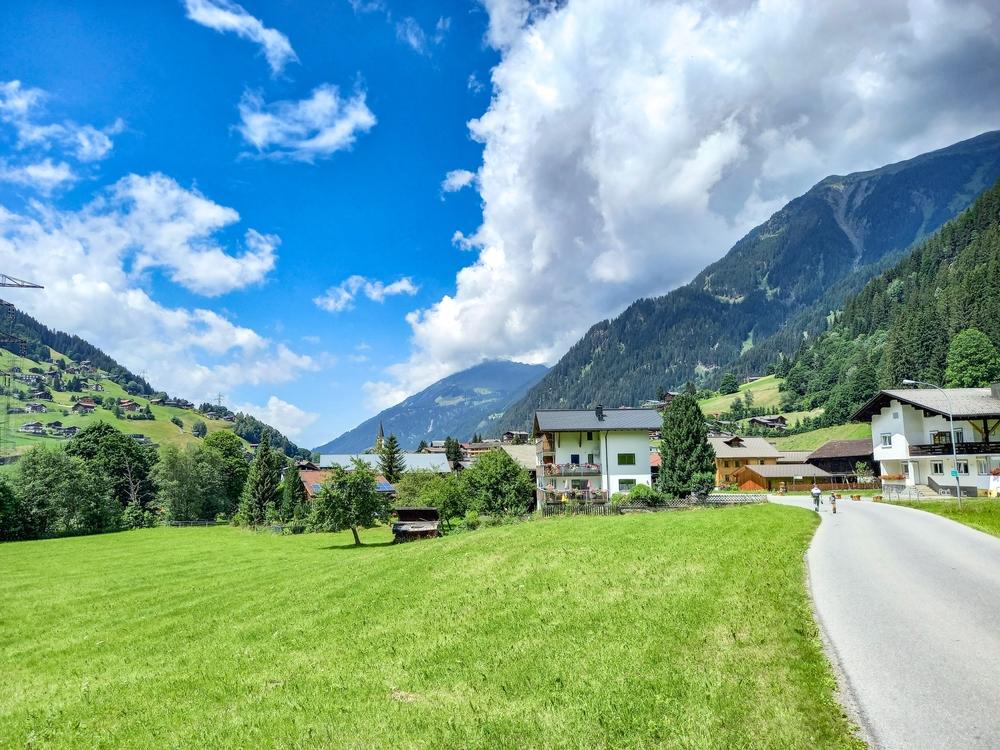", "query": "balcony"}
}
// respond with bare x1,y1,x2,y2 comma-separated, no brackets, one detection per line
542,462,602,477
908,441,1000,457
